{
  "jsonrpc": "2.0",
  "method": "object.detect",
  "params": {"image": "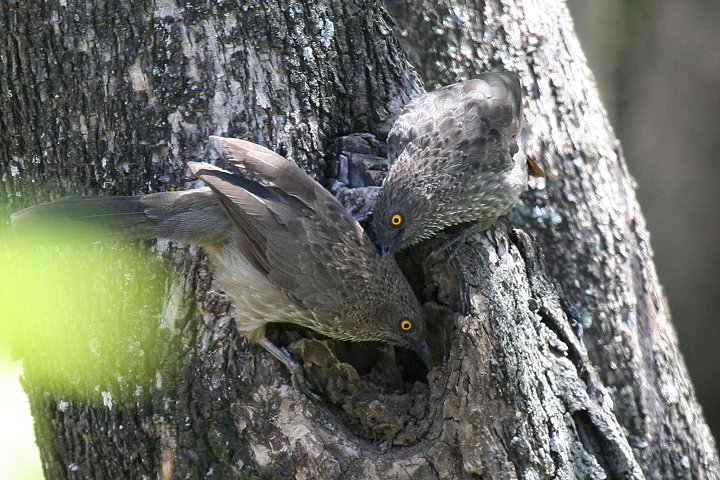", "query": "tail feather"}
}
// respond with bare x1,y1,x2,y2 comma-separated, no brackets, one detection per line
11,190,230,246
11,196,152,240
